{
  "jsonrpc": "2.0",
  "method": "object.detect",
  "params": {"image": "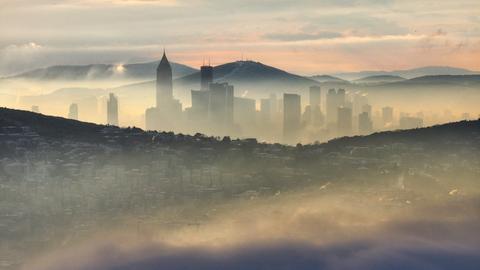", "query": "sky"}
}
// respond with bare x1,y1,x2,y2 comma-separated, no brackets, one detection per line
0,0,479,76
